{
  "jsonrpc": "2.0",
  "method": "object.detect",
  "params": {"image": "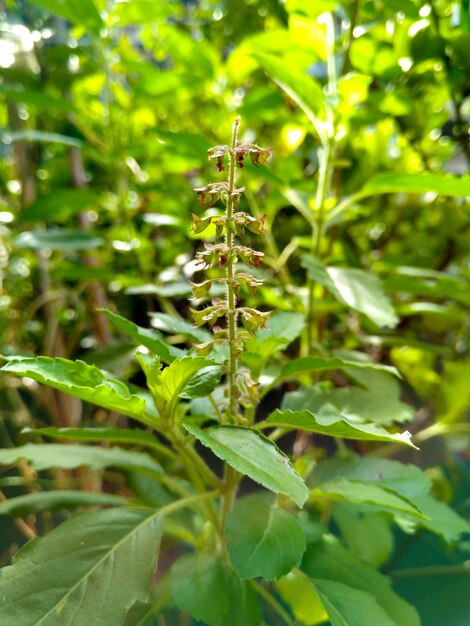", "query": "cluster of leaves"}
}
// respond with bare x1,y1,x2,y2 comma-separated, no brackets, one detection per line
0,1,469,625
